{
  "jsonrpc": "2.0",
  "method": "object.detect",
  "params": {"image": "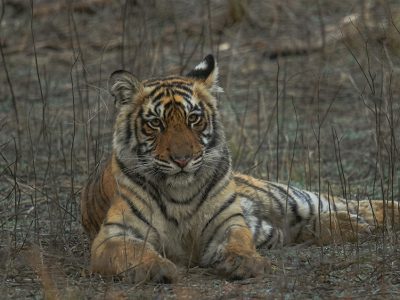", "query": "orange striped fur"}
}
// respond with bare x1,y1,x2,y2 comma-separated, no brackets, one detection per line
81,55,399,283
